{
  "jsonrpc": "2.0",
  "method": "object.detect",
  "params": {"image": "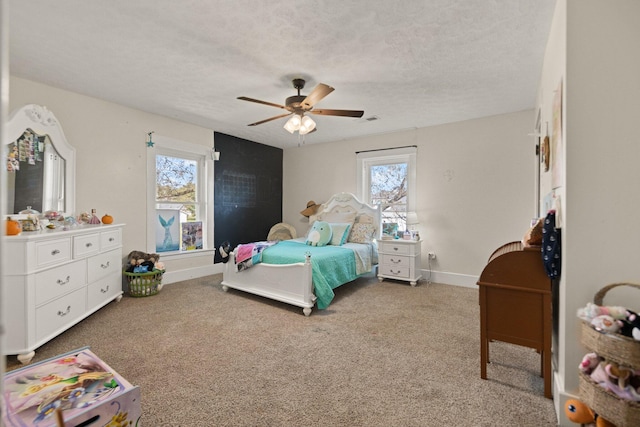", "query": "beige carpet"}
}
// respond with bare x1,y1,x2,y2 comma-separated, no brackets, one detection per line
5,274,557,426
